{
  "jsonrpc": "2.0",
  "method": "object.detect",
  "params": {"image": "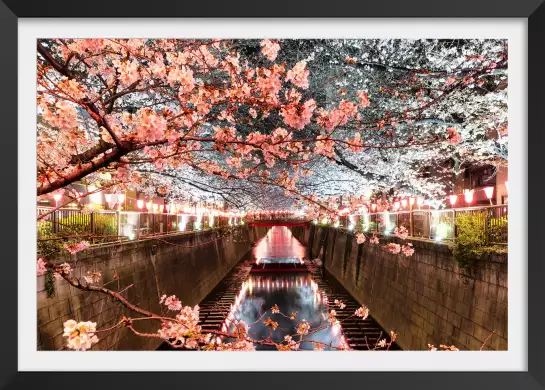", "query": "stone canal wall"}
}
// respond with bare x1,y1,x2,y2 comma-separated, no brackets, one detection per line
301,226,508,351
37,225,269,351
